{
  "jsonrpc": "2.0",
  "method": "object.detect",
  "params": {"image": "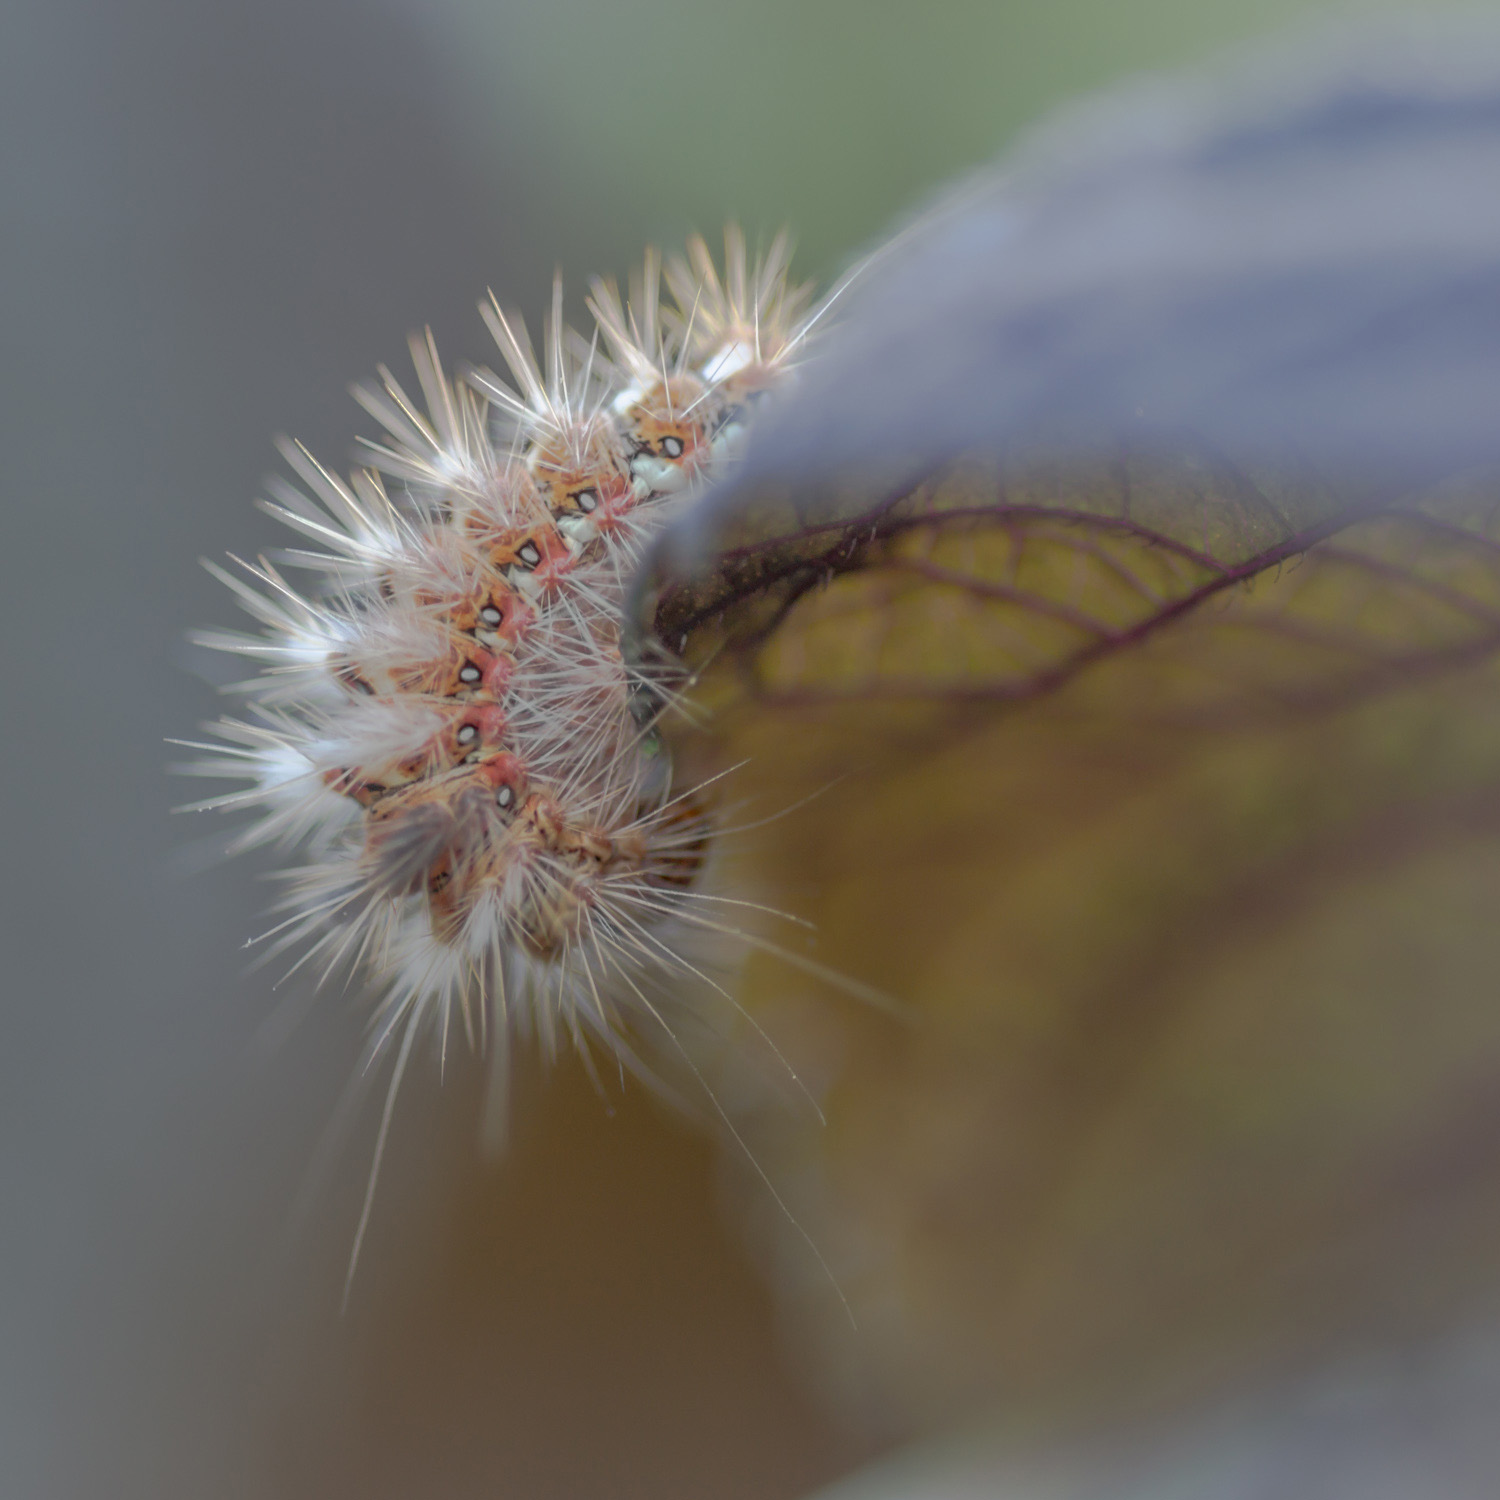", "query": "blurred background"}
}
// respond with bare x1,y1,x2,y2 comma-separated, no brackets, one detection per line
2,0,1494,1497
